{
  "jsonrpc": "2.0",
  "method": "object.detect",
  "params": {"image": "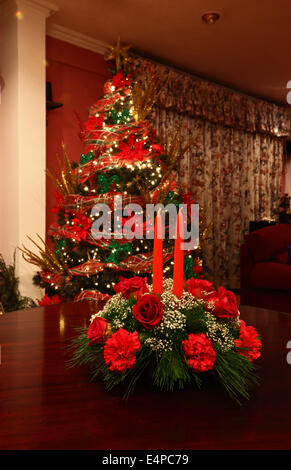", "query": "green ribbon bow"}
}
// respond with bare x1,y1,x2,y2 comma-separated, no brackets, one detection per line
164,191,180,206
80,150,94,165
97,174,119,193
105,240,133,264
54,238,66,260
